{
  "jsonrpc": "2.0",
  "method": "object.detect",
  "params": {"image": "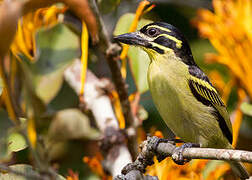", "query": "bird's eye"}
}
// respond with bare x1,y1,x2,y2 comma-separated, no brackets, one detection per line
147,28,158,36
